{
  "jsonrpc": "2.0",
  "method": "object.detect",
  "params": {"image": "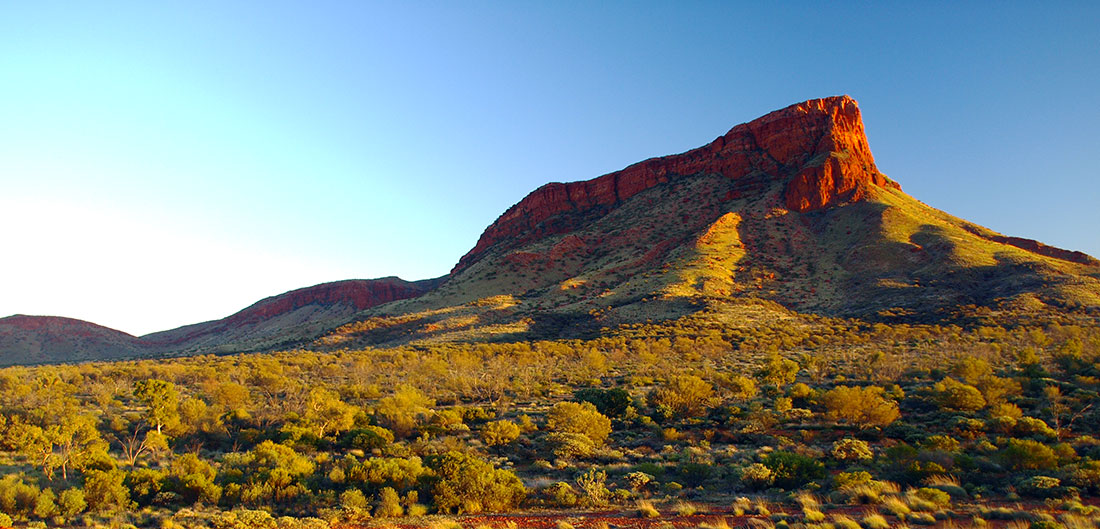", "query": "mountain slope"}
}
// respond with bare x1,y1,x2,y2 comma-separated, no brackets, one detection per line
321,96,1100,348
0,276,438,364
142,277,440,354
0,315,147,366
